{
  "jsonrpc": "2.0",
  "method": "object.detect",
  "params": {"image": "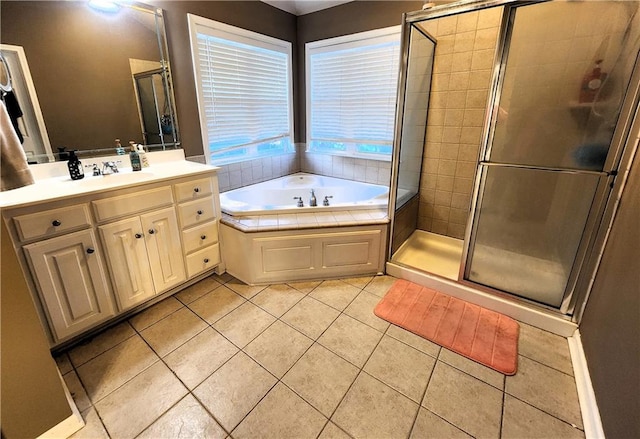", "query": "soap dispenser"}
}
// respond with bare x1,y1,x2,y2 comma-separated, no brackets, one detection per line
67,150,85,180
129,141,142,171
